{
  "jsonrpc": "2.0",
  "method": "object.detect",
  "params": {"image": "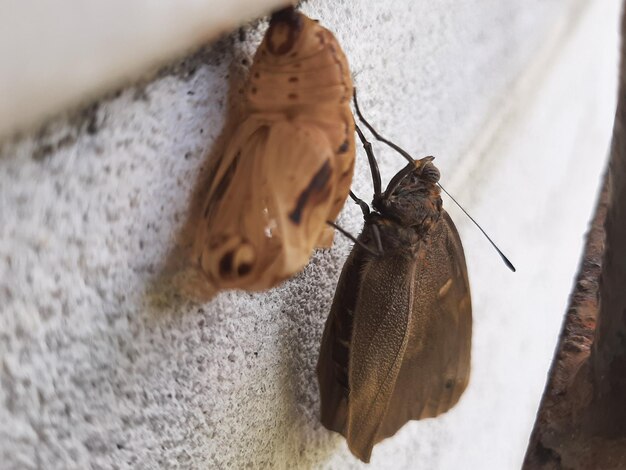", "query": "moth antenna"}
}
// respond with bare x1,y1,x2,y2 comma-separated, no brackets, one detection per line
350,190,370,217
354,123,382,196
353,88,415,165
353,89,514,272
383,160,431,198
438,183,516,272
327,221,380,256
